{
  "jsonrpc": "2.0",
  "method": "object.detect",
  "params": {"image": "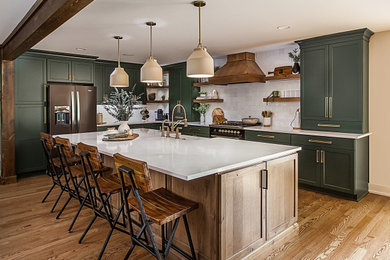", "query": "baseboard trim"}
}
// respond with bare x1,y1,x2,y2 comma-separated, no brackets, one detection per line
0,175,17,185
369,183,390,198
